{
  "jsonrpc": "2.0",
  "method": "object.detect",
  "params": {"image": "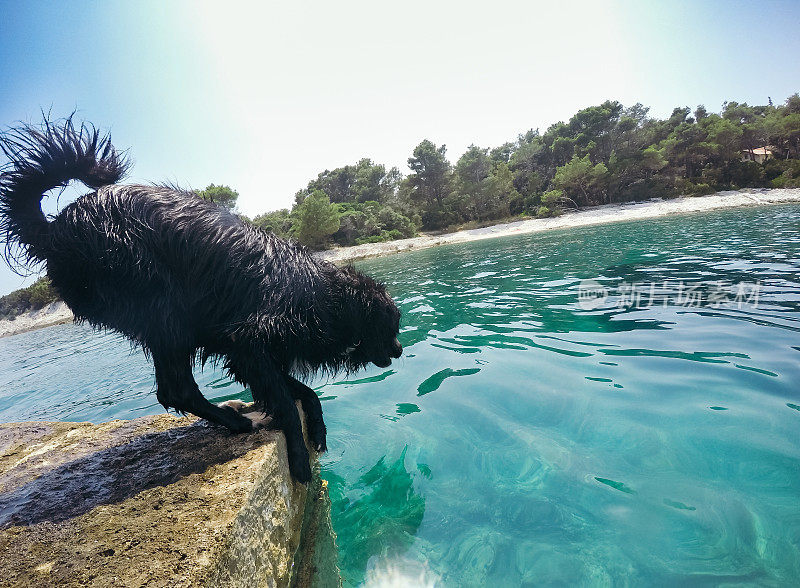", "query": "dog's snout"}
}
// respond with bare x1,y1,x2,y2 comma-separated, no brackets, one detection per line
390,337,403,358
